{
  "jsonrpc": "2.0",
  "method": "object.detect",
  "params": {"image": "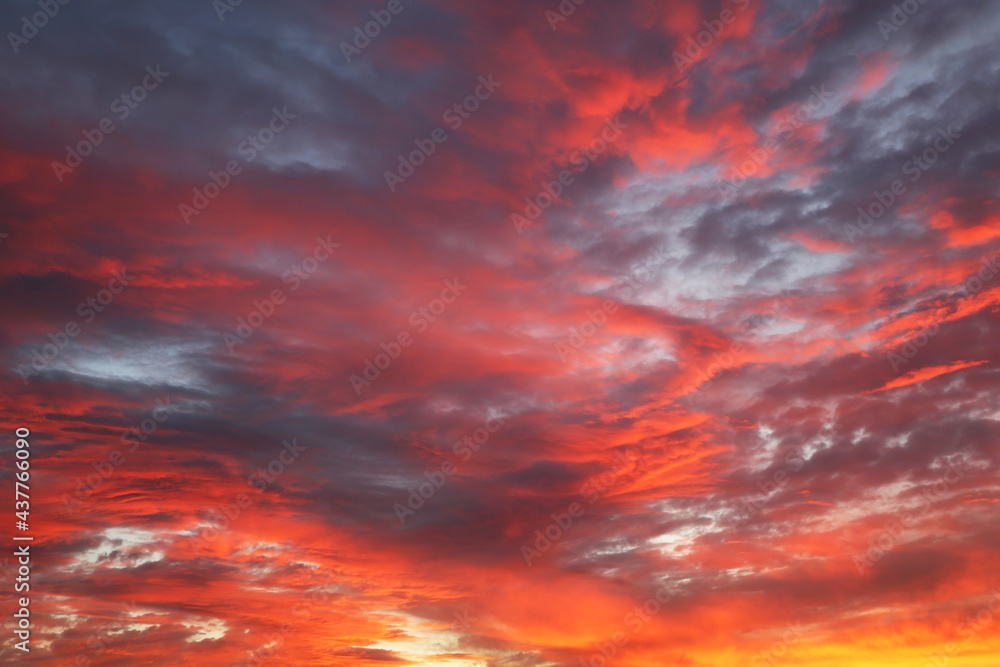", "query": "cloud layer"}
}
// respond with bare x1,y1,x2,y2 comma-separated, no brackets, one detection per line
1,0,999,665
